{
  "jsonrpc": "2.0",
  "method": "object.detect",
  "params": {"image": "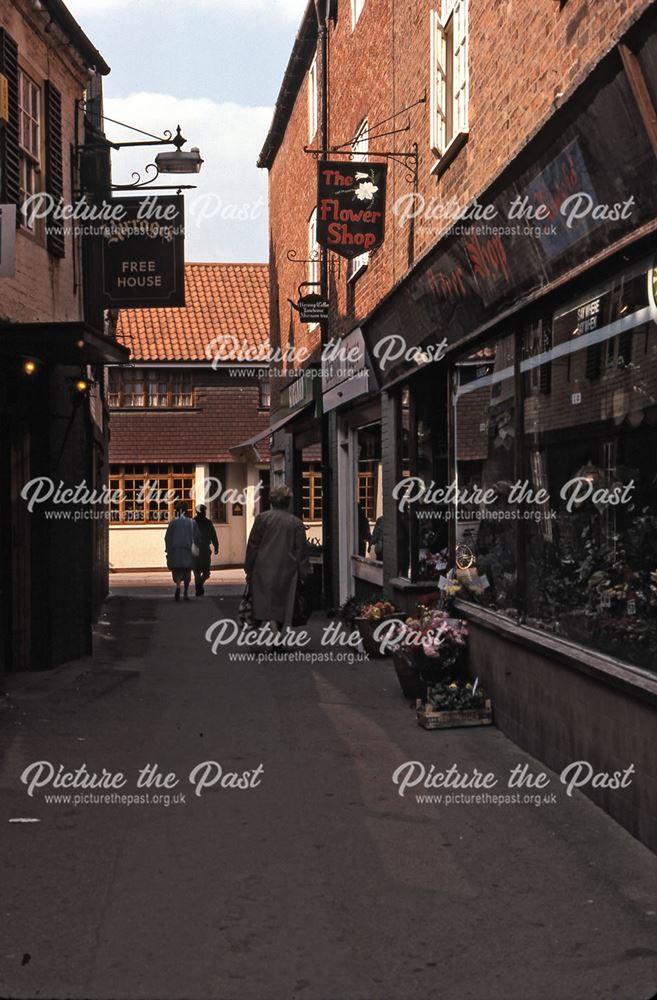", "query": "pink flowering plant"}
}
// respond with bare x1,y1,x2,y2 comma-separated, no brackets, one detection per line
397,605,468,687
